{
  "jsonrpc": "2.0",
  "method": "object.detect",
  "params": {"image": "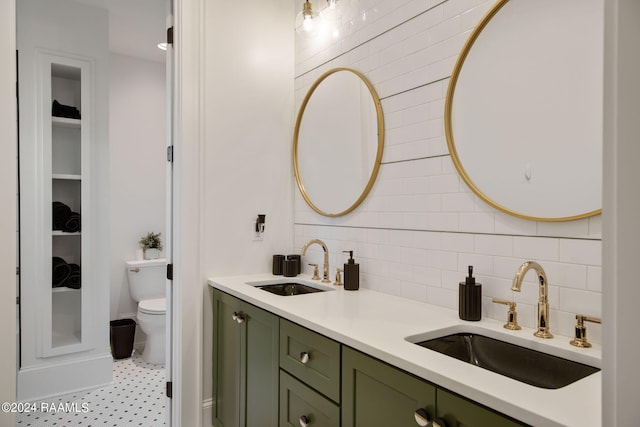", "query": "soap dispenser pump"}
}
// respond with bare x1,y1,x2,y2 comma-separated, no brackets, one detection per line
343,250,359,291
459,265,482,321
